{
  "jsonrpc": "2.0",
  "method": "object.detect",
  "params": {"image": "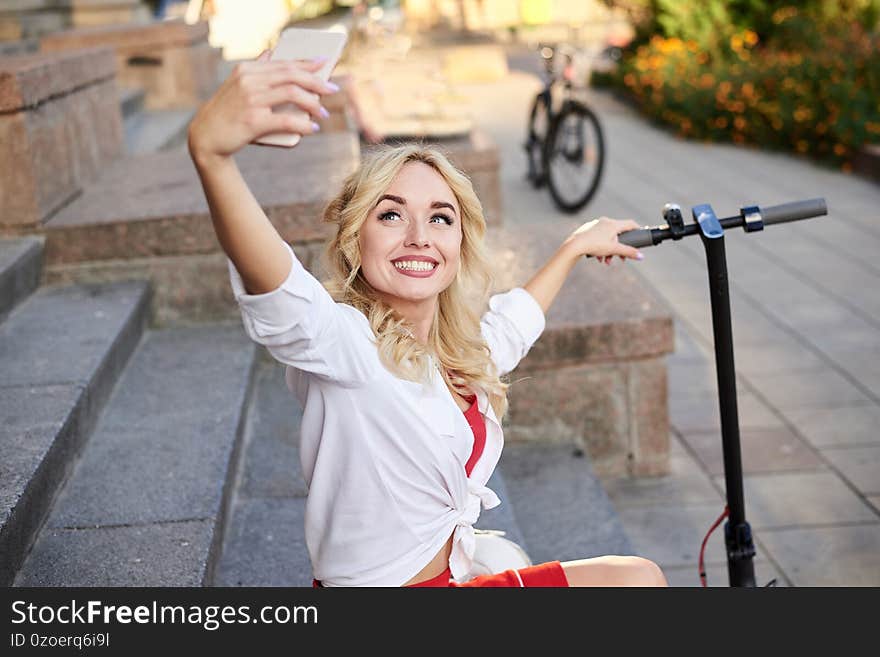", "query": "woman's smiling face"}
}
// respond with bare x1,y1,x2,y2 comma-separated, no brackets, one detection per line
357,161,462,315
